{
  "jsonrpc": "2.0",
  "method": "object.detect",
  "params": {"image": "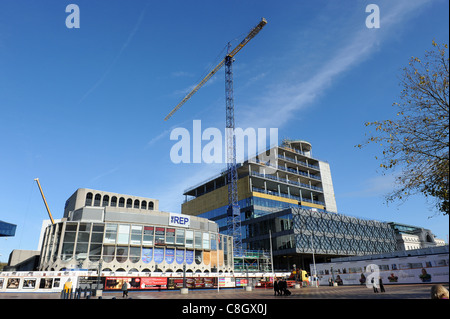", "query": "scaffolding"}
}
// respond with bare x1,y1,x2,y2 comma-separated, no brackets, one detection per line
233,250,272,272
